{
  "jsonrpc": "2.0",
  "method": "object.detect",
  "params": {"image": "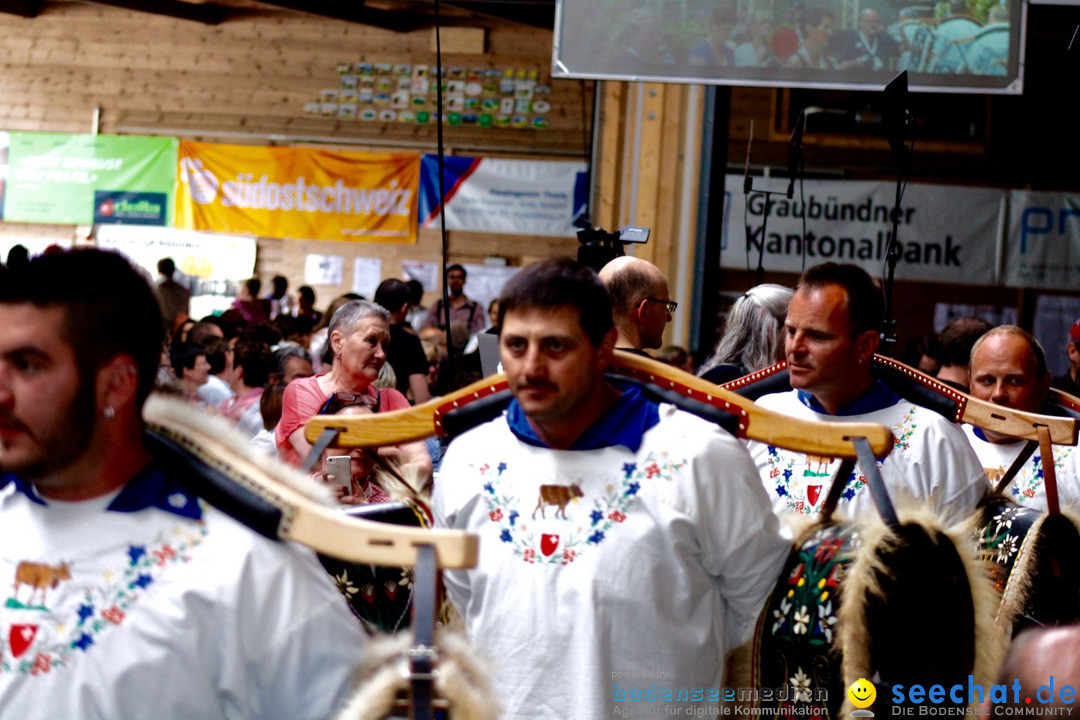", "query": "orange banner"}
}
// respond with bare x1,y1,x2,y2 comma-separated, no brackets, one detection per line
175,142,418,243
